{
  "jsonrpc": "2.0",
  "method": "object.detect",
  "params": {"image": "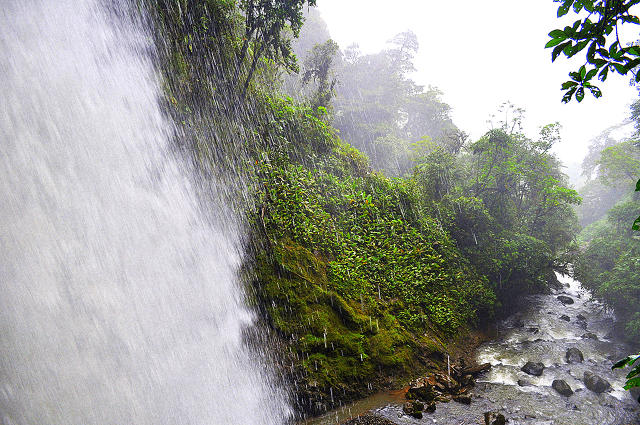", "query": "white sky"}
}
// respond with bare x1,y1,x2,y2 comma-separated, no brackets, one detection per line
316,0,639,165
